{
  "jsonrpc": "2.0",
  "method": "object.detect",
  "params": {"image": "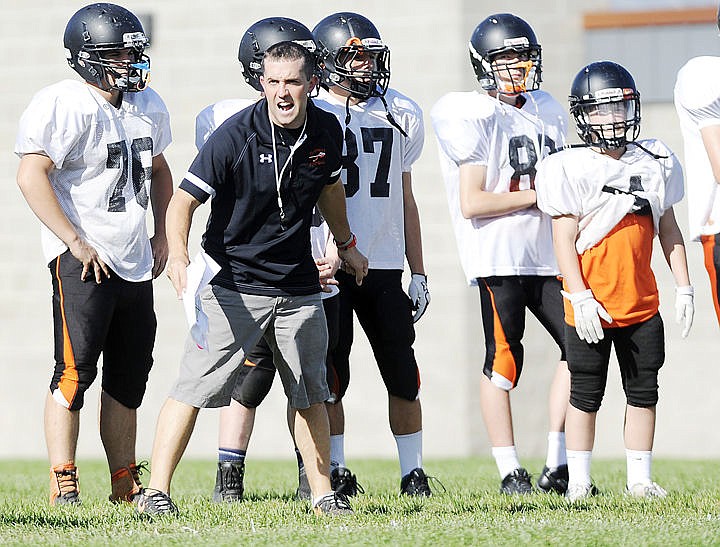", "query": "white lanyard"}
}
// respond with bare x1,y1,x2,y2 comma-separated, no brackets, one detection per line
270,114,307,227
